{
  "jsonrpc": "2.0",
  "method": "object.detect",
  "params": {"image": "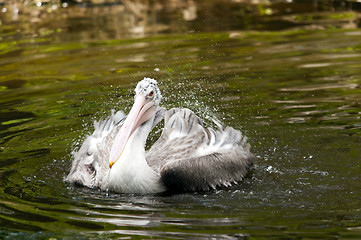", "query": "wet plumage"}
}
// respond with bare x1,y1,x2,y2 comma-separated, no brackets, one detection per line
66,78,255,194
